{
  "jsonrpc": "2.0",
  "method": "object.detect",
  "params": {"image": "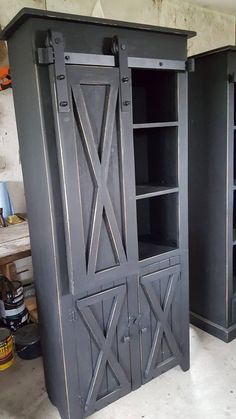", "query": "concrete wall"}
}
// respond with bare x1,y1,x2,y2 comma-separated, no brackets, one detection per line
0,0,45,212
46,0,236,56
0,0,235,212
